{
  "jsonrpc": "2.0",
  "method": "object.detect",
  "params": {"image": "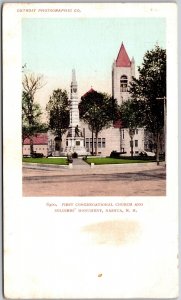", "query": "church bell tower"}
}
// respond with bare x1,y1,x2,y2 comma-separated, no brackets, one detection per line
112,42,135,106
